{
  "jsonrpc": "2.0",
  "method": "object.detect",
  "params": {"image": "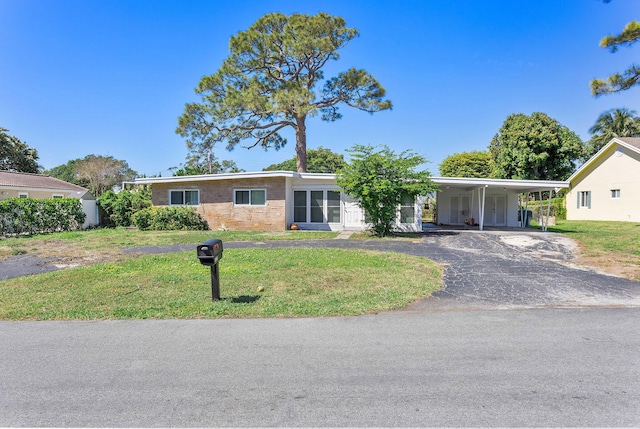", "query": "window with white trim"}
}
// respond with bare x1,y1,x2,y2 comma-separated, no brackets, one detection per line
293,189,342,224
18,192,28,198
52,194,64,199
611,189,621,199
294,190,307,222
400,194,415,223
578,191,591,209
234,189,266,206
170,189,200,205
